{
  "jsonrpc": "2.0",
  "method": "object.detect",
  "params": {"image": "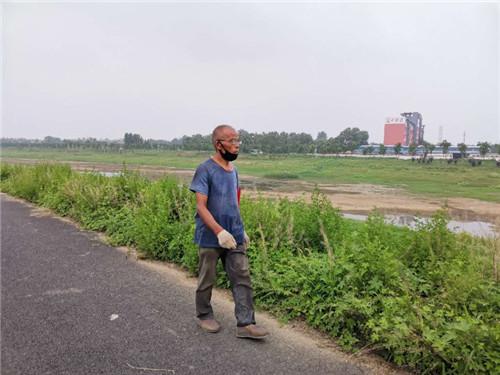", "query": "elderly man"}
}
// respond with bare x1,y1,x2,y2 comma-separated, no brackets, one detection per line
189,124,268,339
